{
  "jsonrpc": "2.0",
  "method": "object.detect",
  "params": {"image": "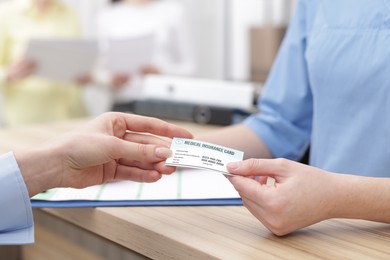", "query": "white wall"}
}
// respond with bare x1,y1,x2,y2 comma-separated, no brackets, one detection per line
227,0,296,81
181,0,225,79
